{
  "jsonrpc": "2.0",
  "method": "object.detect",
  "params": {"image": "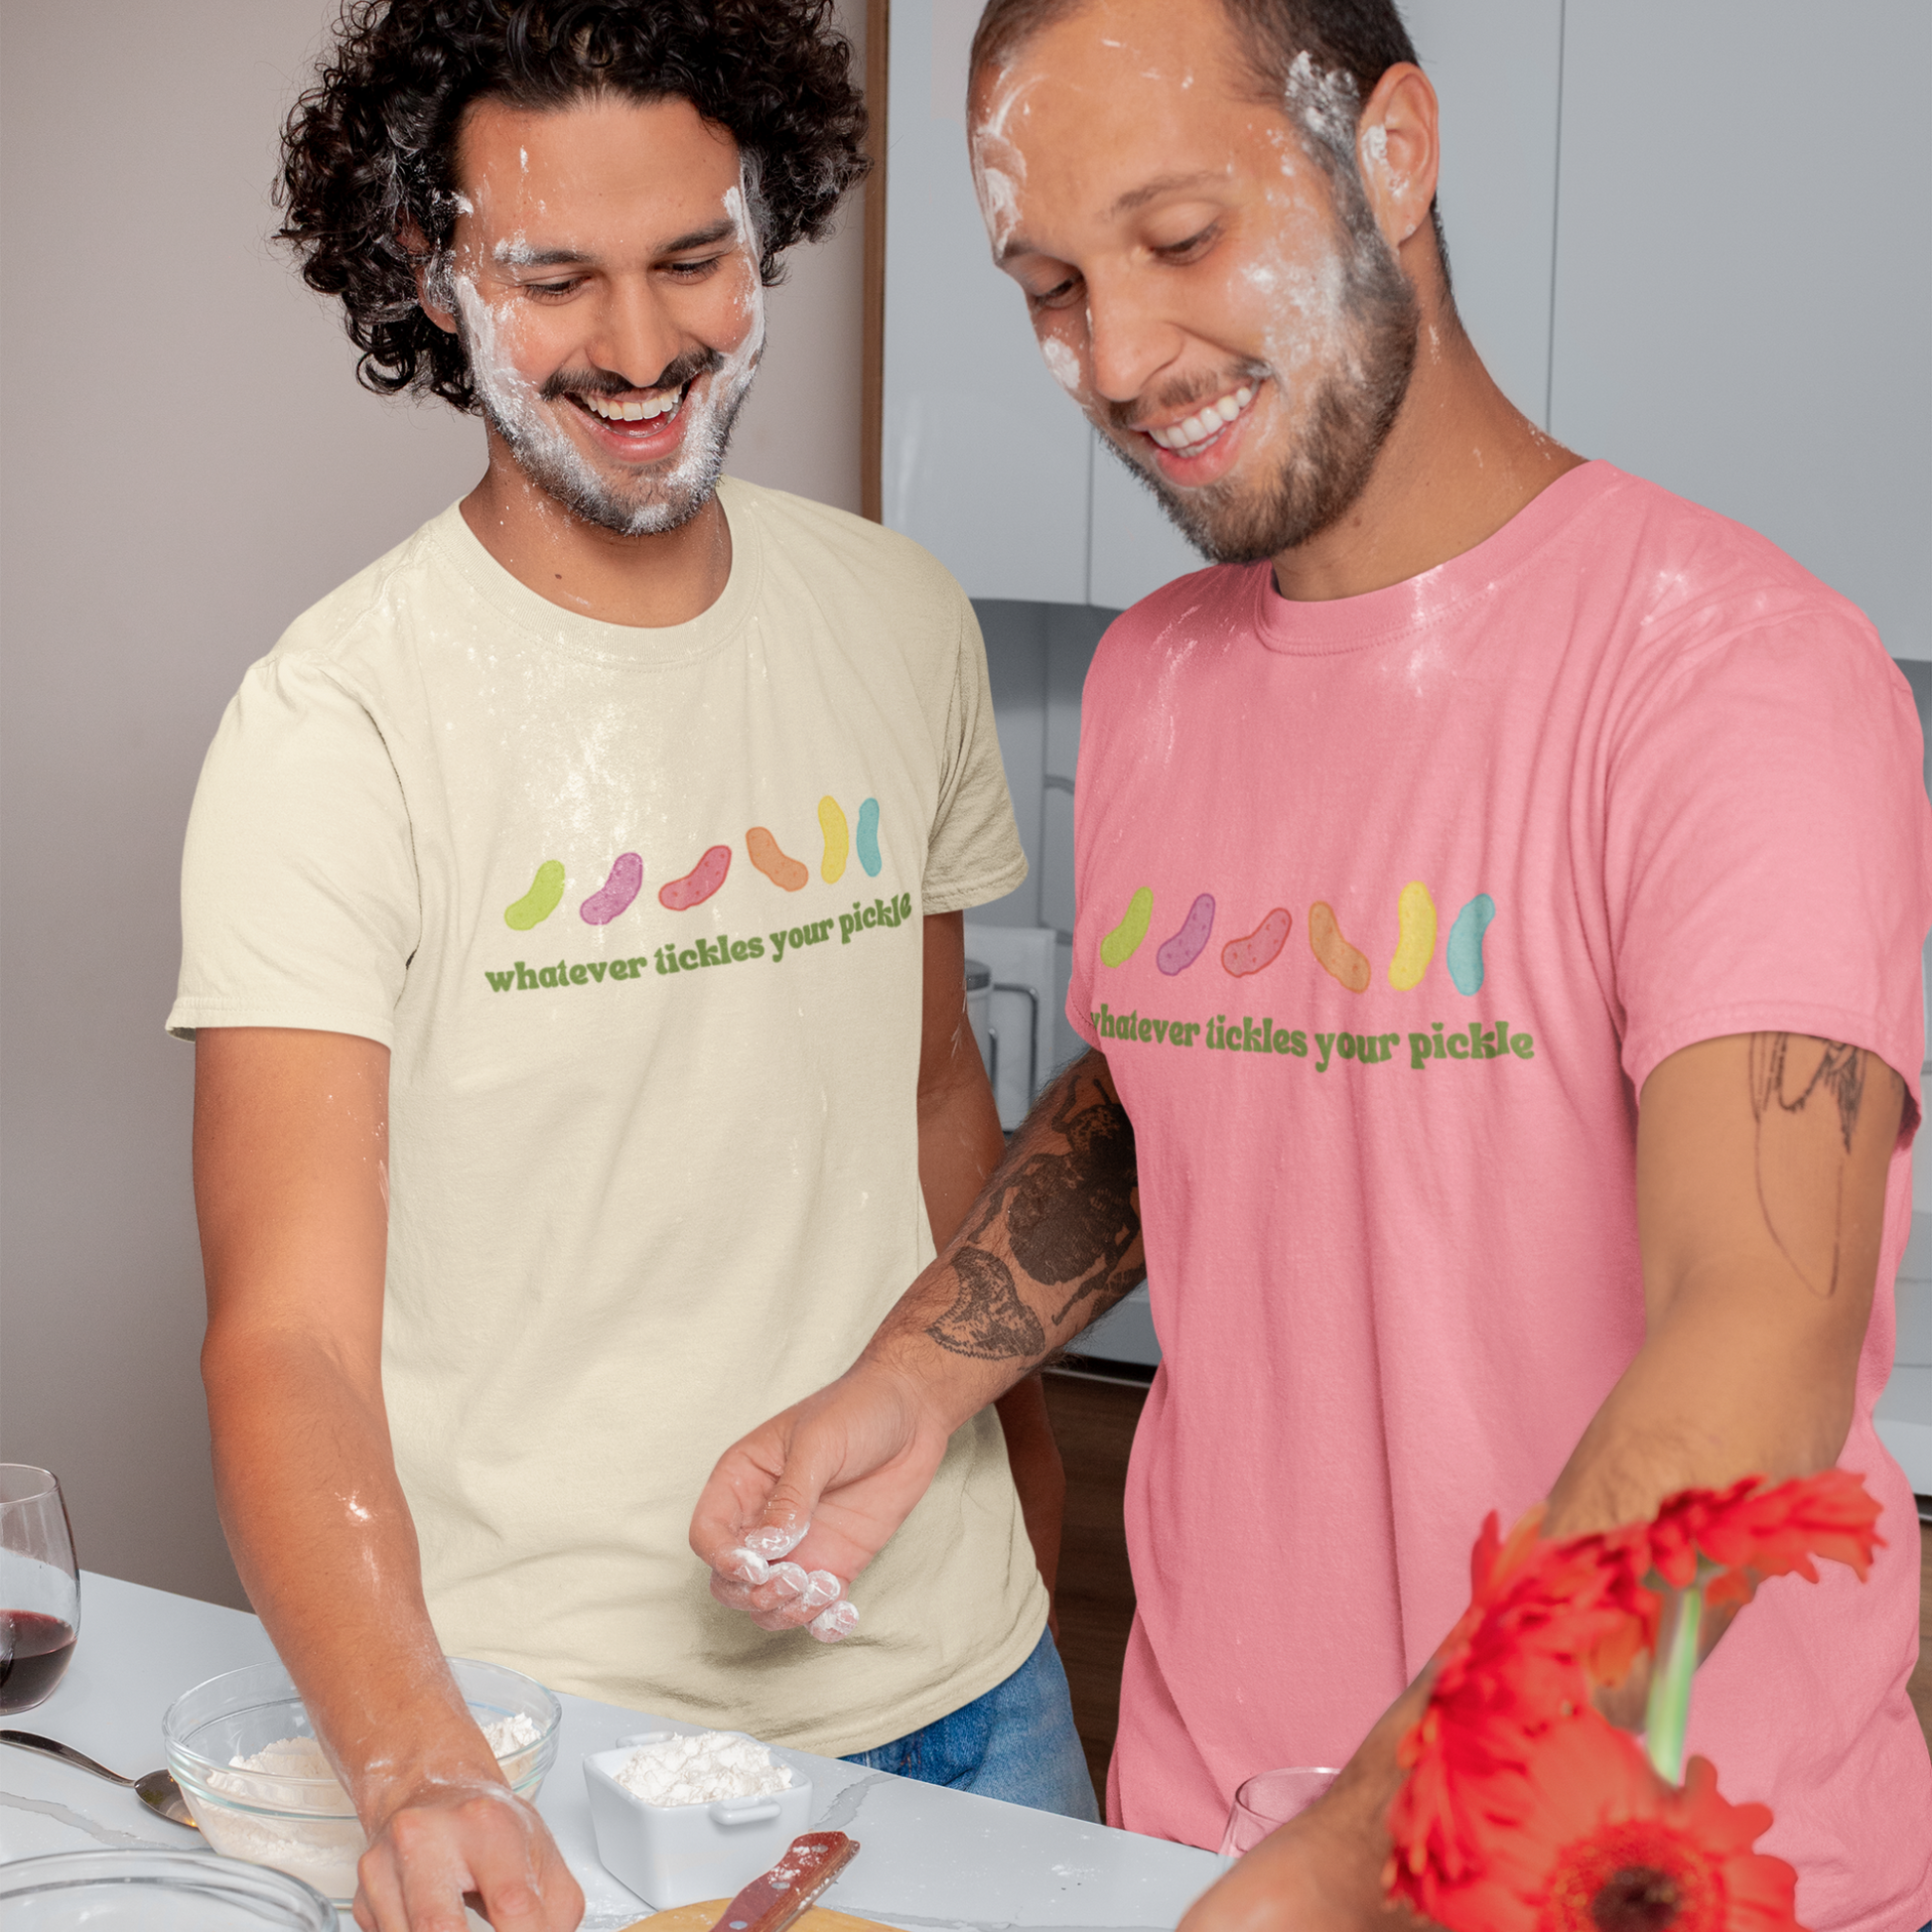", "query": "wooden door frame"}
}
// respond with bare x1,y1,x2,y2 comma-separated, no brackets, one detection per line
861,0,889,521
